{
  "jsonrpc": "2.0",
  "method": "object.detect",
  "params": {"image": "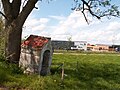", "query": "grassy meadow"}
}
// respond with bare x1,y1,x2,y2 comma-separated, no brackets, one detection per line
0,52,120,90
